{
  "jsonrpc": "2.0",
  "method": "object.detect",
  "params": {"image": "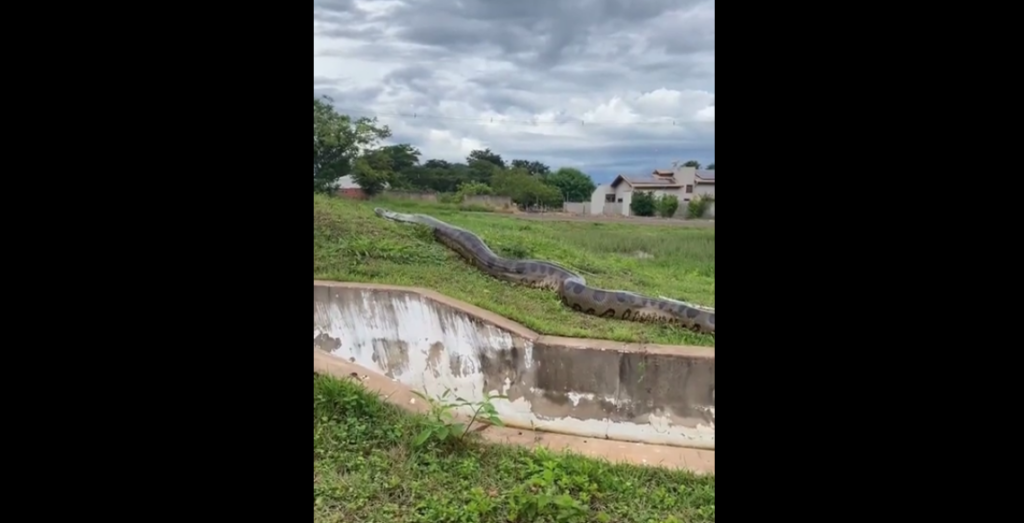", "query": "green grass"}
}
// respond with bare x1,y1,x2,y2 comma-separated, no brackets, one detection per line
314,373,716,523
313,194,715,346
